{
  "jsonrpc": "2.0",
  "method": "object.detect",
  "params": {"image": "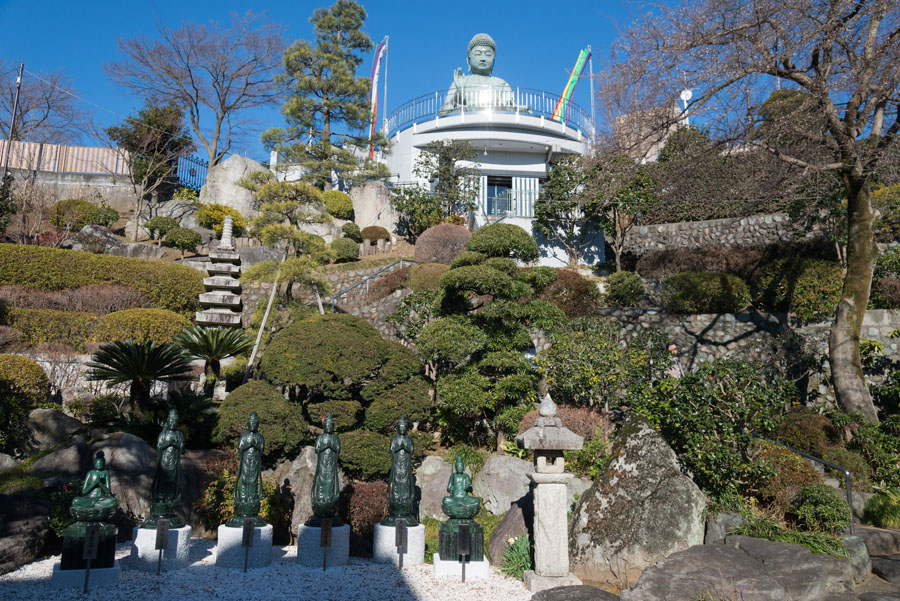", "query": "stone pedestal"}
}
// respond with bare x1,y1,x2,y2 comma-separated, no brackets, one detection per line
215,524,273,569
296,524,350,568
51,562,120,589
60,524,117,570
523,570,582,593
129,525,192,572
438,519,484,562
373,523,426,566
433,555,491,579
